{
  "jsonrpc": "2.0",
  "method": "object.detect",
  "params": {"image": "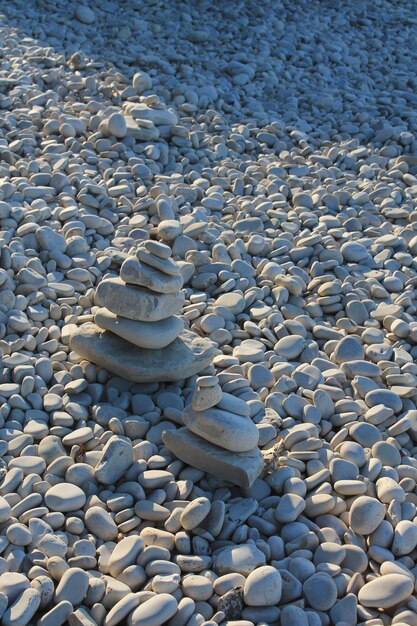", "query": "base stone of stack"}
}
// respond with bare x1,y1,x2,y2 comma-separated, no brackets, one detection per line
162,427,264,488
70,323,216,382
